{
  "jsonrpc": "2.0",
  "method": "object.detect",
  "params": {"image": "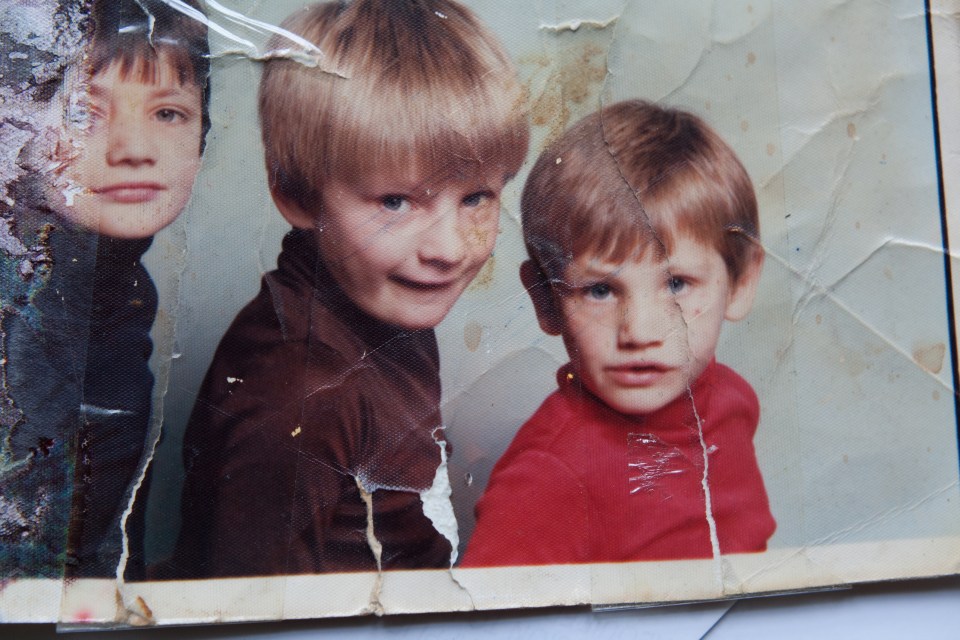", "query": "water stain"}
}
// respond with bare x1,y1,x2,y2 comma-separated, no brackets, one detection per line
522,35,612,149
913,342,946,374
464,322,483,352
468,224,493,248
468,254,495,291
747,52,756,66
